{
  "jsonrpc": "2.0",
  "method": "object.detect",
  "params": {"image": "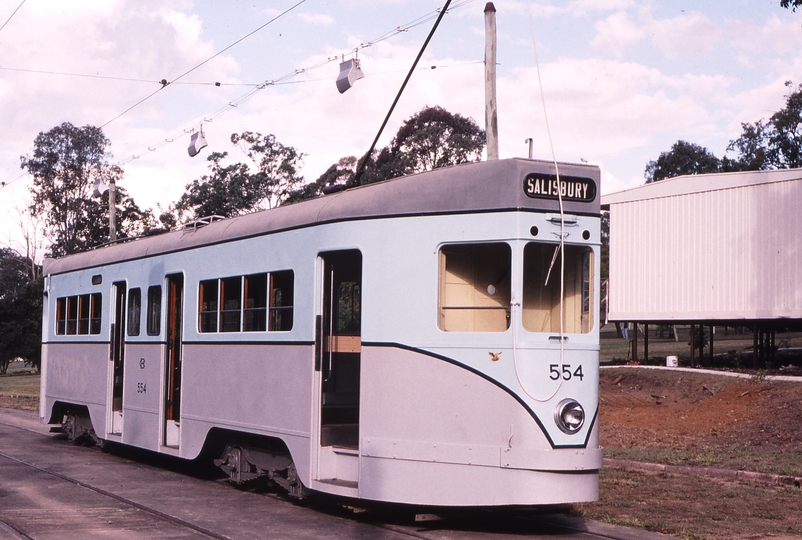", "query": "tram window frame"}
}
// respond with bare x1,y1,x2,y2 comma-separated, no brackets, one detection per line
146,286,162,336
220,276,242,332
269,270,294,332
198,279,218,333
438,243,511,332
127,288,141,336
55,293,102,336
522,242,594,334
243,273,268,332
198,271,294,334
